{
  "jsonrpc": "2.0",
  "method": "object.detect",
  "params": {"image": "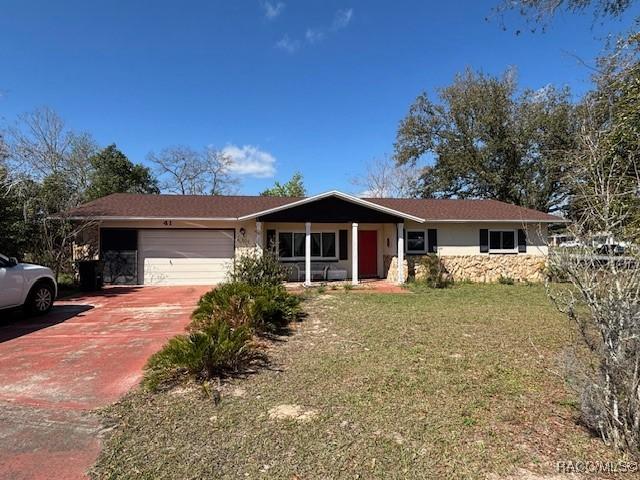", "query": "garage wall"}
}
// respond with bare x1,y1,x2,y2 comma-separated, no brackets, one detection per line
138,229,234,285
98,219,257,258
95,219,257,285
